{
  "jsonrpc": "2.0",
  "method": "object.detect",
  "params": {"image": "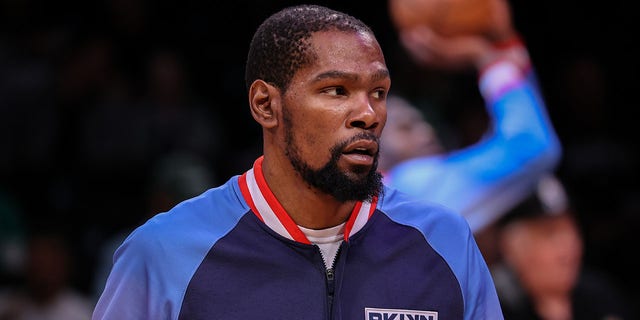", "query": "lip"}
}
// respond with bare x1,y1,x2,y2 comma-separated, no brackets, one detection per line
342,139,378,166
